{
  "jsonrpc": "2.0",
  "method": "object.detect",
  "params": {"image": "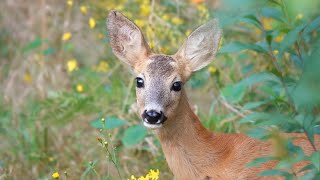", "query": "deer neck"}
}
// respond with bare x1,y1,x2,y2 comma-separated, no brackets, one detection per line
156,90,211,140
155,90,221,178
